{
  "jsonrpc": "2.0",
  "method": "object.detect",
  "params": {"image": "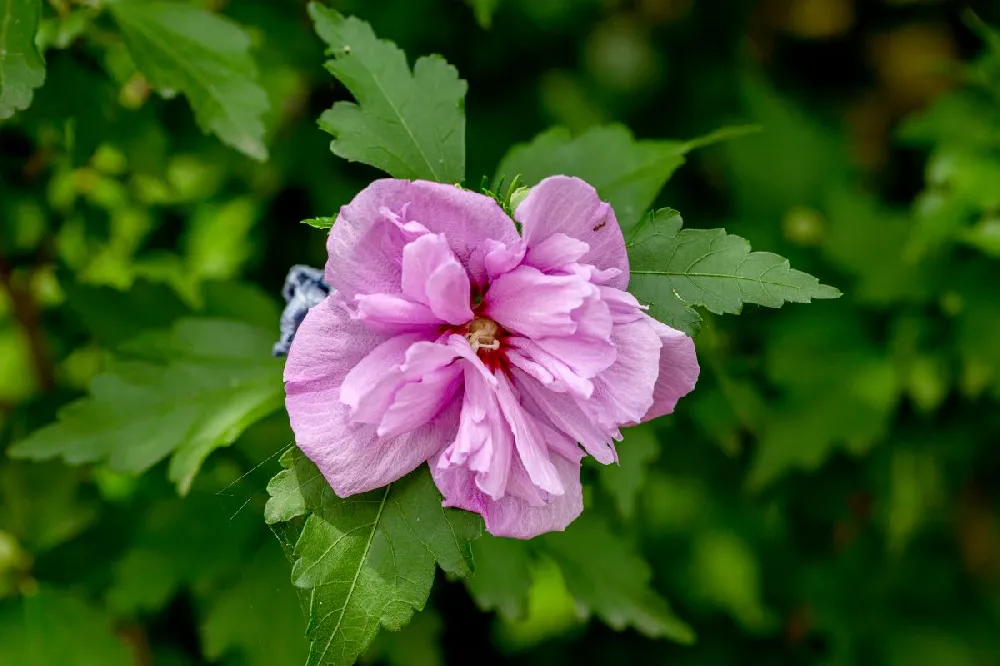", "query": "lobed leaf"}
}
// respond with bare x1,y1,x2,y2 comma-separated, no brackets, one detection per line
627,208,841,334
0,0,45,120
108,0,270,159
8,318,284,494
265,449,482,666
495,124,757,231
310,3,466,183
541,513,695,644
